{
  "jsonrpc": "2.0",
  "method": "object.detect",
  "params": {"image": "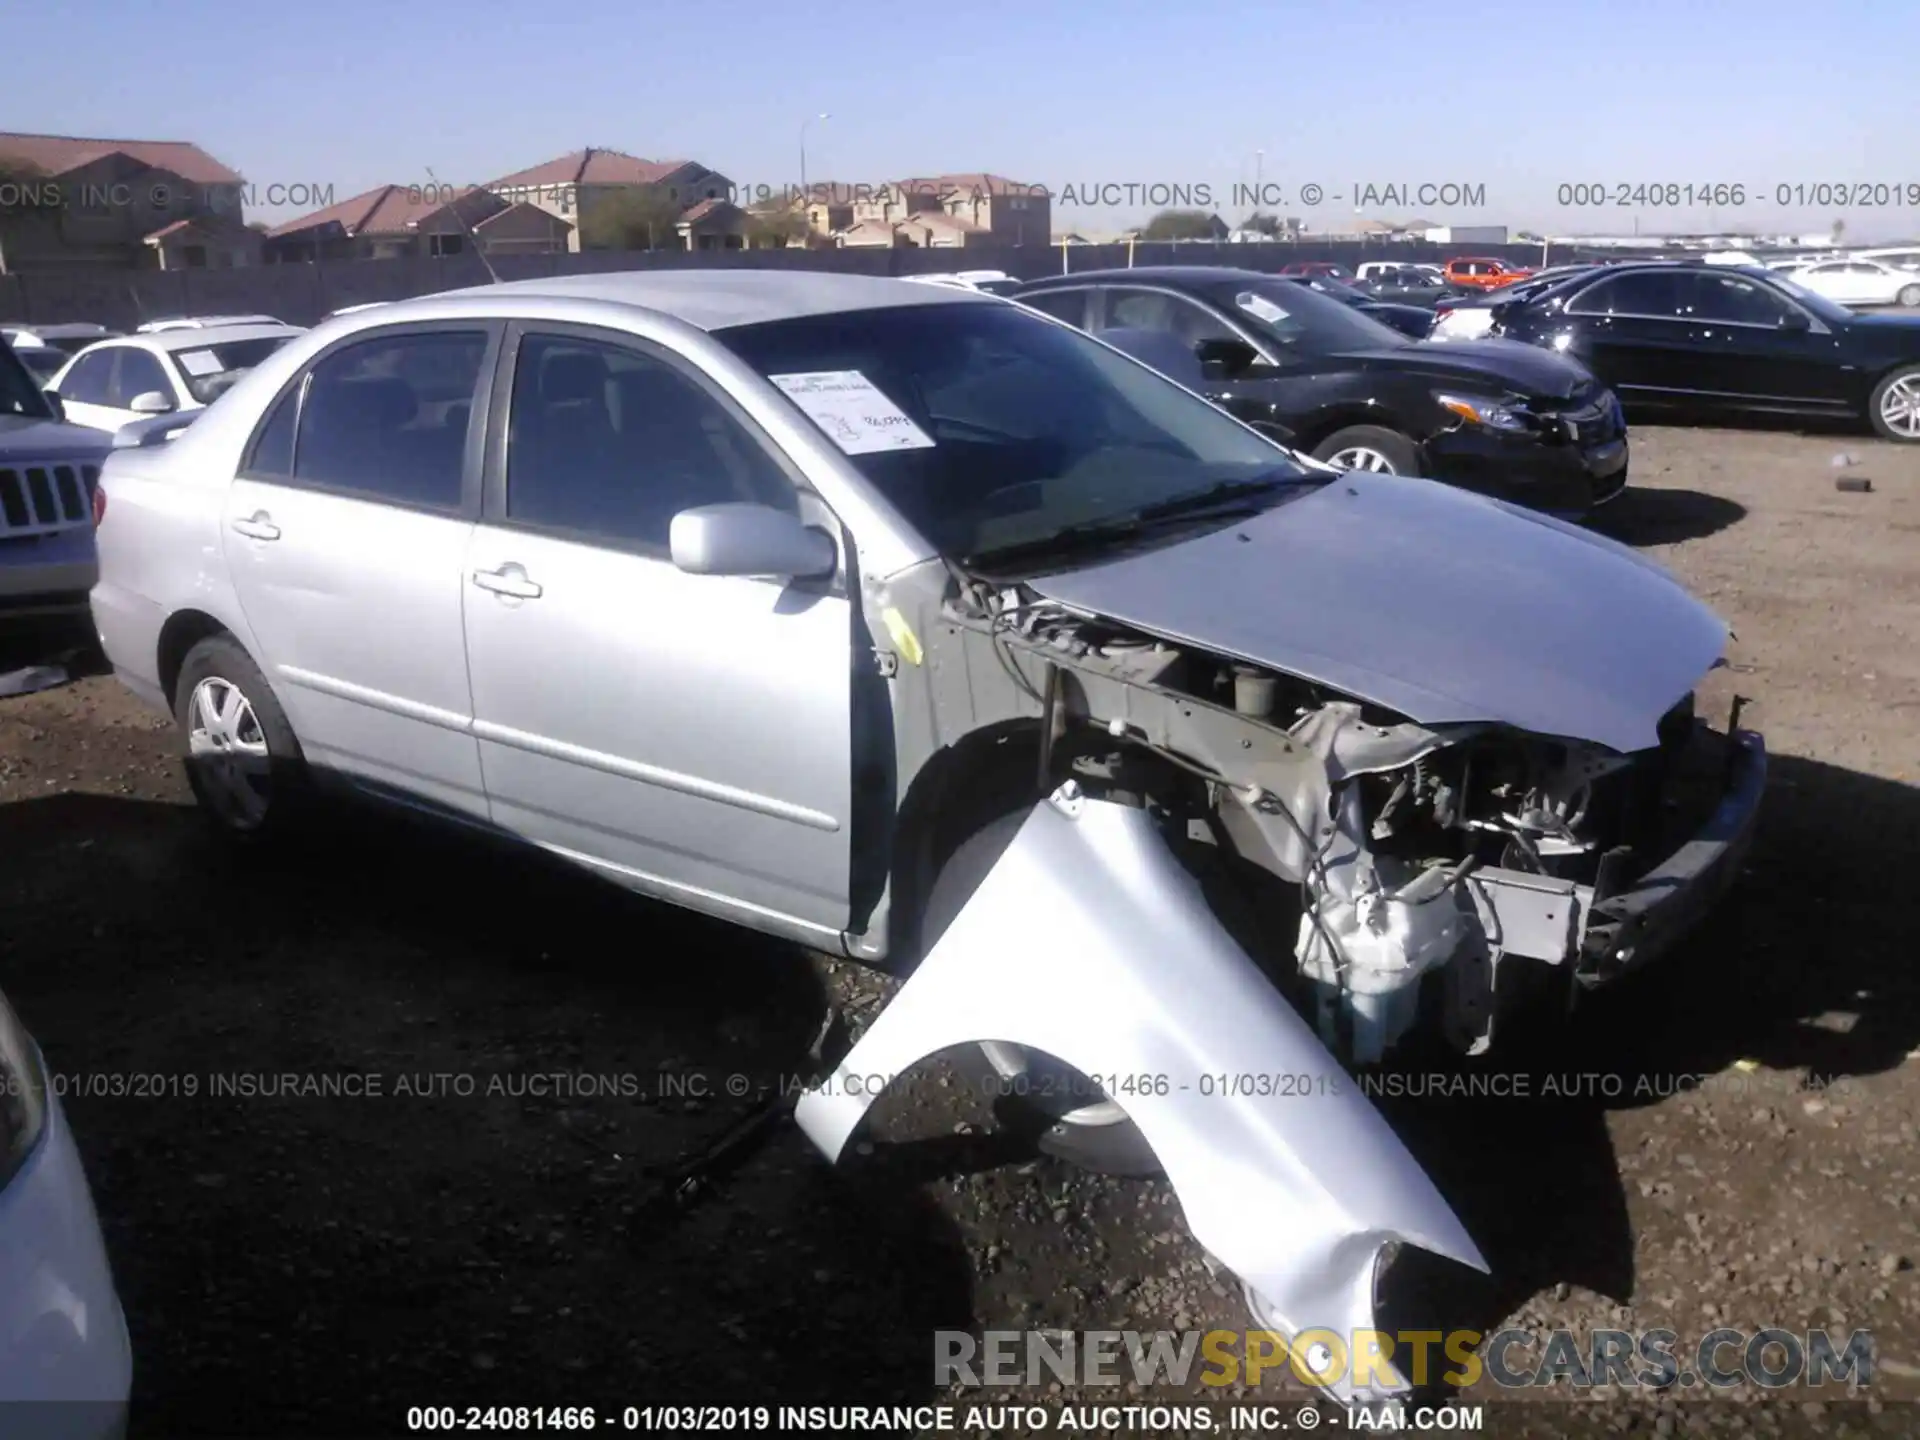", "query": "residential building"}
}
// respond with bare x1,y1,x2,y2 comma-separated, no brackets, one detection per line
676,199,750,251
0,131,255,272
835,173,1049,247
483,148,737,252
263,185,569,262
